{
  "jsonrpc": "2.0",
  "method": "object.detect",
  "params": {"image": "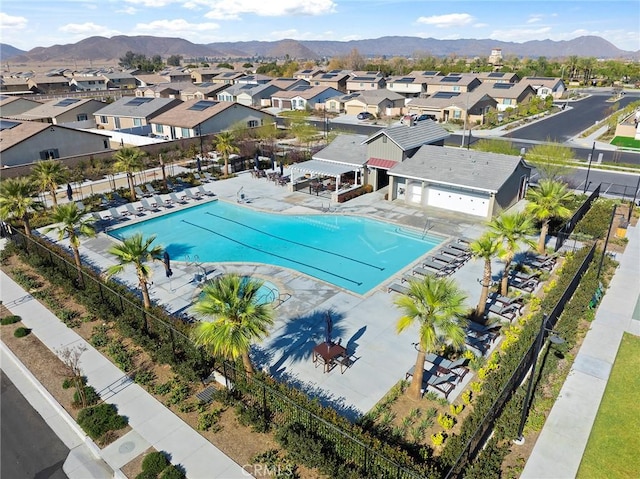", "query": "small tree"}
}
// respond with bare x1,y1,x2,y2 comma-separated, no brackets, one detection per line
58,345,88,408
31,159,69,208
525,142,575,182
214,131,239,178
0,177,43,236
525,179,574,253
